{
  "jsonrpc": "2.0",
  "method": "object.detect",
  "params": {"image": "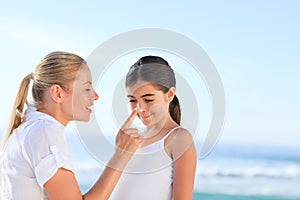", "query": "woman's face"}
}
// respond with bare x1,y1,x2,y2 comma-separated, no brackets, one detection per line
71,64,99,122
126,81,174,127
